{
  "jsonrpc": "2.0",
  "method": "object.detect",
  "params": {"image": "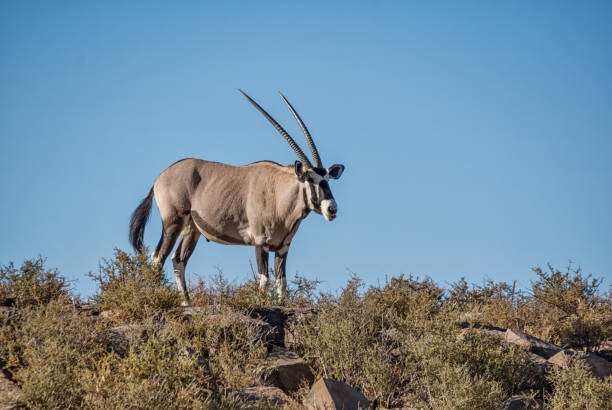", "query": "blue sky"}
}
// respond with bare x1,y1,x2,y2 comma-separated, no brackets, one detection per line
1,1,610,298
